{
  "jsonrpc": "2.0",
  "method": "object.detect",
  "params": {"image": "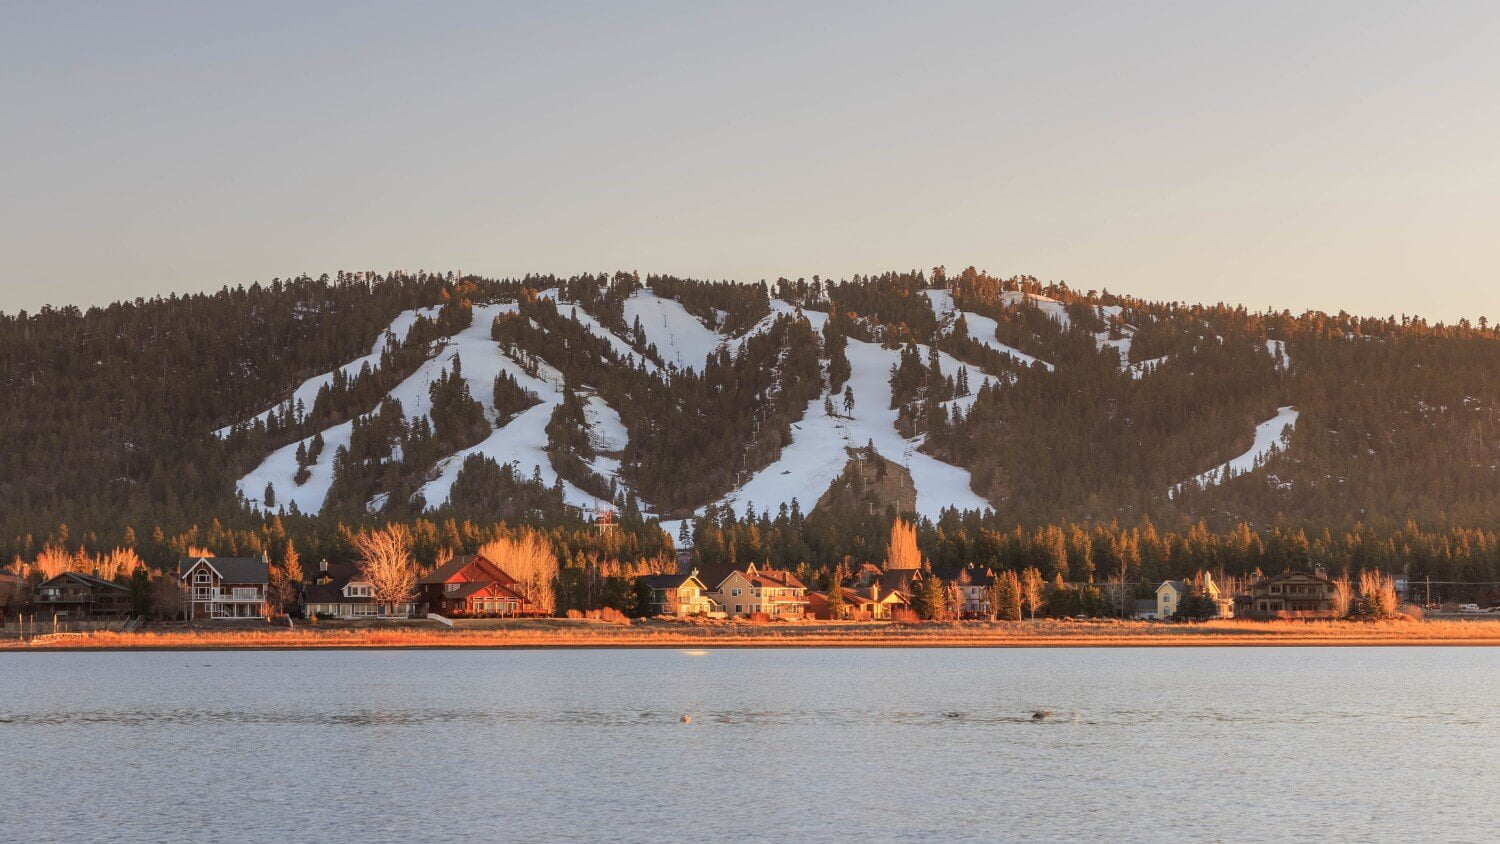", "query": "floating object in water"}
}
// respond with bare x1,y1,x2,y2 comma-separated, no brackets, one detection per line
680,715,692,724
943,712,963,719
1031,710,1054,721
